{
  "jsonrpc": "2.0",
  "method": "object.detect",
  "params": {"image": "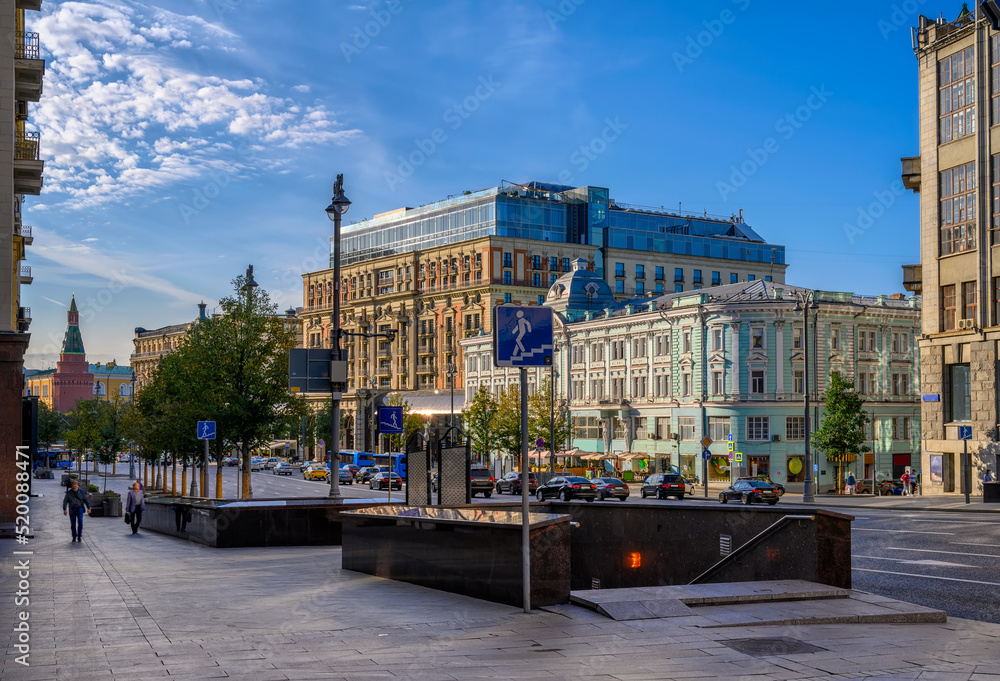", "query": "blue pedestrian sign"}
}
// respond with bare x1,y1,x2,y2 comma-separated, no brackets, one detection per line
493,306,553,367
197,421,216,440
958,426,973,440
702,450,712,461
378,406,404,434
